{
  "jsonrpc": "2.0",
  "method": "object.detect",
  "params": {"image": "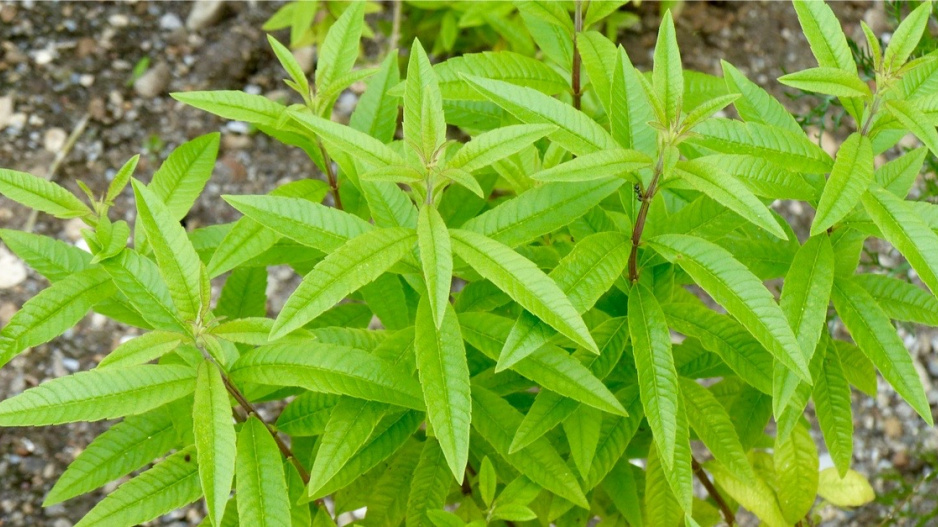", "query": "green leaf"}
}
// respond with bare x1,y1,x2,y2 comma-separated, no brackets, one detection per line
645,443,683,527
361,439,422,527
272,228,416,339
101,249,186,333
106,155,140,203
415,299,470,481
793,0,857,73
194,361,236,527
0,228,91,282
267,34,310,102
73,446,201,527
629,284,680,467
451,229,597,353
230,343,424,410
811,133,874,235
831,278,932,424
653,10,683,123
0,168,91,219
309,397,386,497
479,456,497,508
149,133,220,220
705,460,788,527
288,108,405,167
461,74,618,156
681,93,741,132
530,148,651,183
448,124,556,174
817,468,875,507
648,234,811,382
611,46,657,155
470,385,588,509
774,423,819,524
44,407,177,506
562,405,602,480
885,99,938,157
315,1,365,93
406,438,454,527
438,167,484,198
275,392,339,437
672,159,786,239
350,50,401,143
0,267,116,367
236,416,291,527
688,119,833,174
576,30,617,113
432,51,568,100
418,207,452,329
0,364,196,426
813,341,854,477
171,91,286,127
778,67,871,98
680,378,755,484
98,331,184,370
132,180,204,322
721,60,802,134
875,146,926,198
217,266,269,320
855,273,938,326
861,184,938,296
405,38,446,160
461,178,623,247
883,2,931,72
